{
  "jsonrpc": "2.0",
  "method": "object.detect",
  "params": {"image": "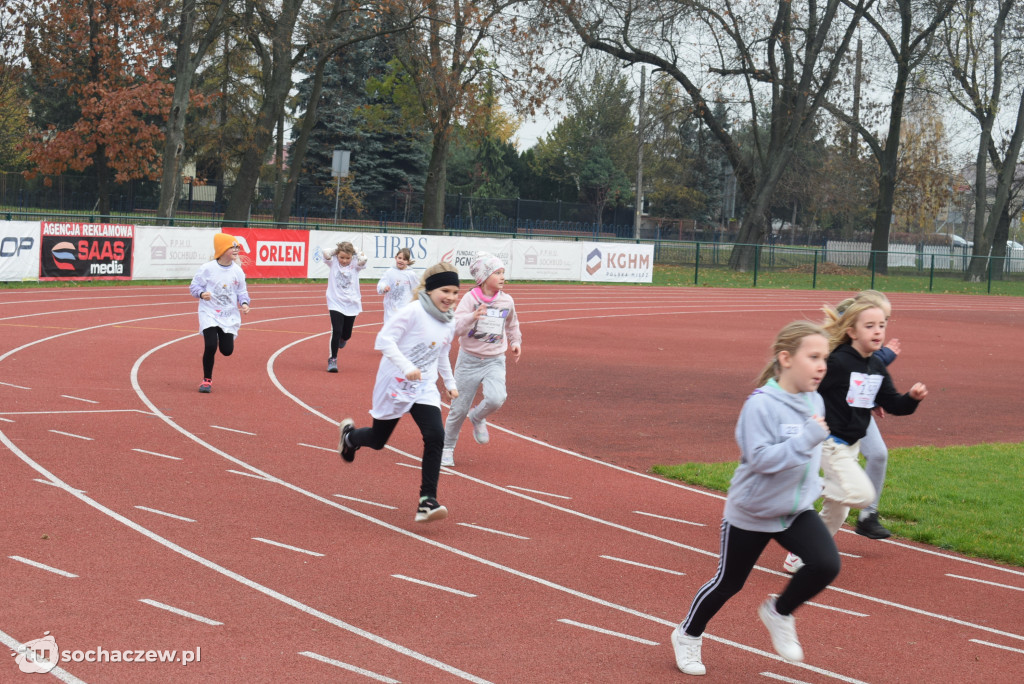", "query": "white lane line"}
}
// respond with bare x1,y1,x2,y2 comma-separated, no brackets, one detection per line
947,574,1024,592
2,409,159,416
0,381,30,389
334,494,398,510
139,599,222,626
210,425,257,435
33,478,85,493
392,575,476,598
0,628,86,684
252,537,325,557
600,555,686,576
299,442,335,452
61,395,98,404
132,448,182,461
228,469,273,481
839,552,861,559
395,462,420,471
456,523,530,540
134,506,196,522
969,639,1024,654
298,651,400,682
760,673,812,683
0,416,13,422
48,429,92,440
9,555,78,578
557,619,659,646
634,510,705,527
506,485,571,500
793,599,868,618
